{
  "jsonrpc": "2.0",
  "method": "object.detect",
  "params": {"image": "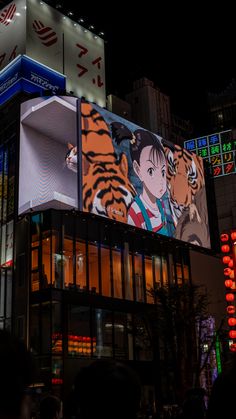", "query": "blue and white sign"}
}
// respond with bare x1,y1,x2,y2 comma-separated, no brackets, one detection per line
0,54,66,106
